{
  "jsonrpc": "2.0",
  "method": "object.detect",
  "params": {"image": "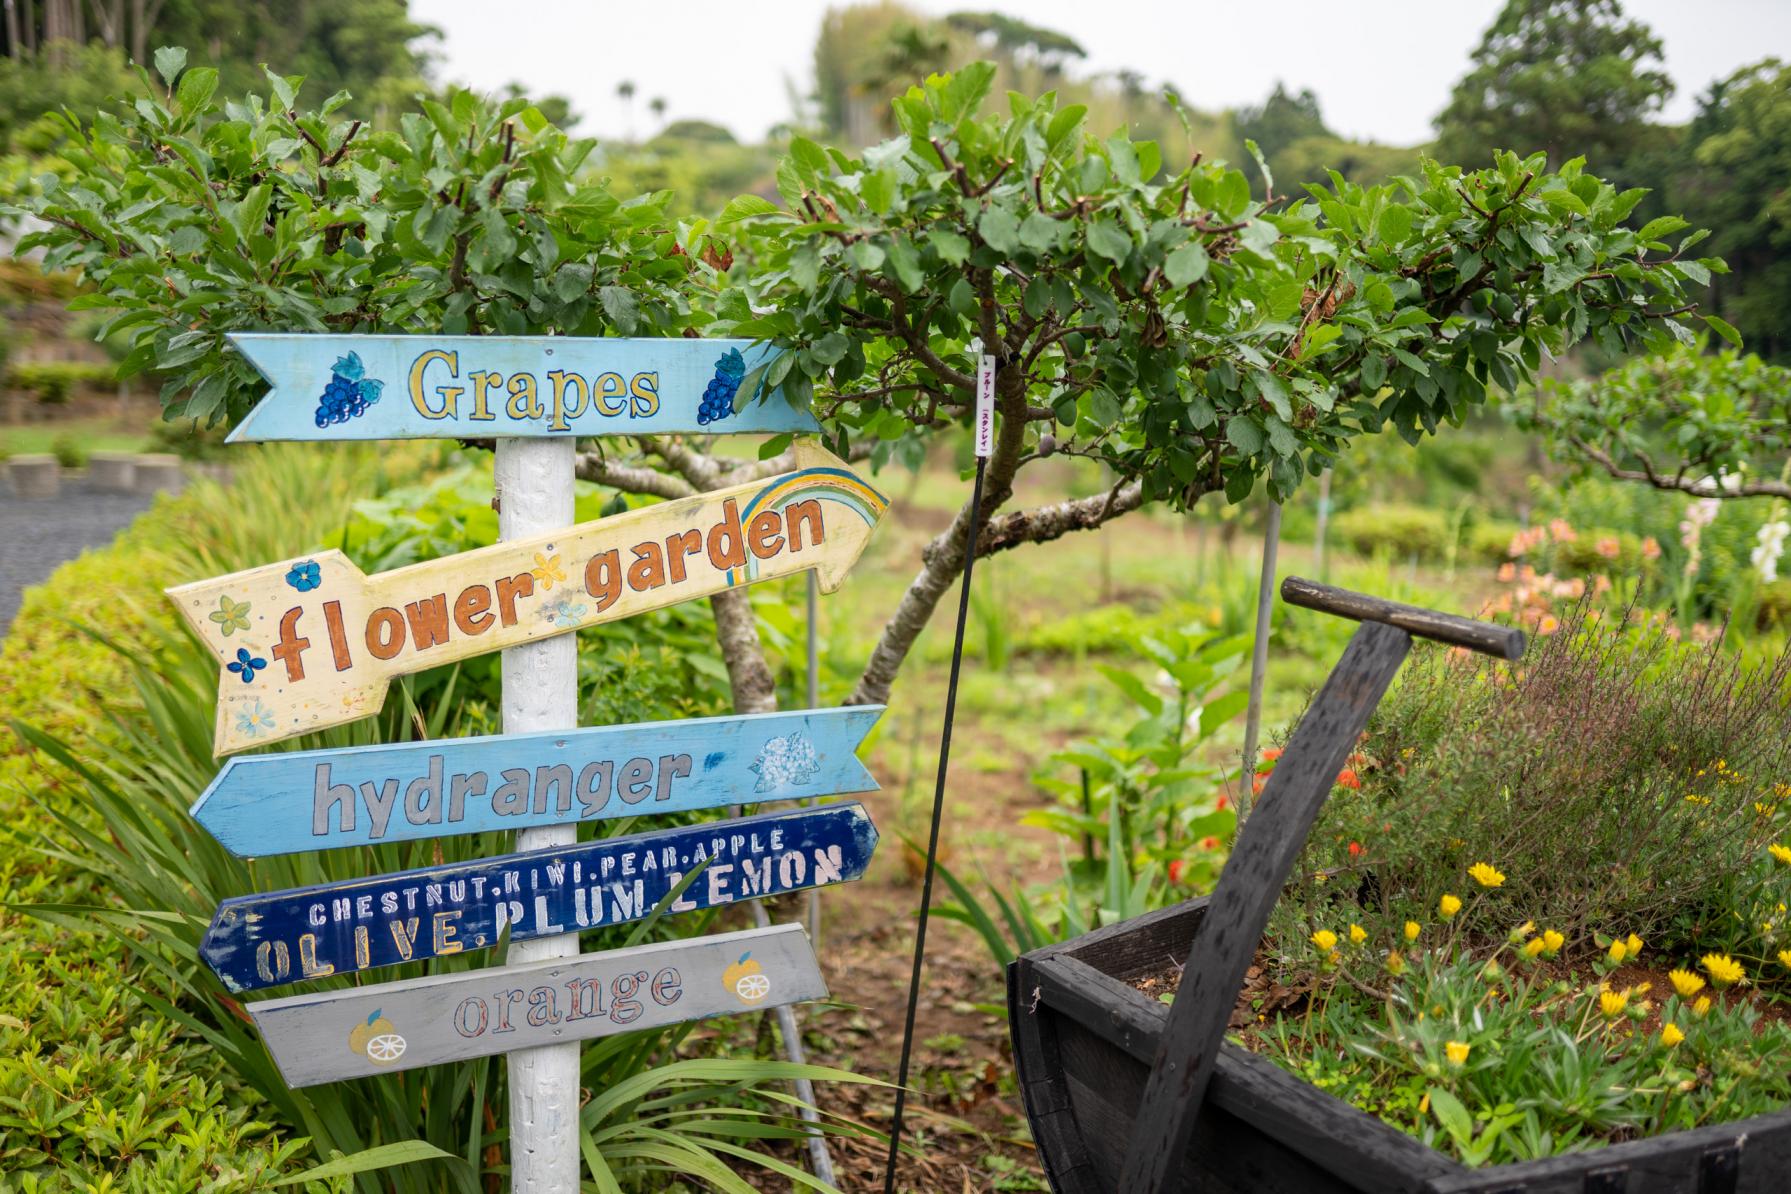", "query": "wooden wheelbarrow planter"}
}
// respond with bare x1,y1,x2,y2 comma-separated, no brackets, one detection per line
1009,578,1791,1193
